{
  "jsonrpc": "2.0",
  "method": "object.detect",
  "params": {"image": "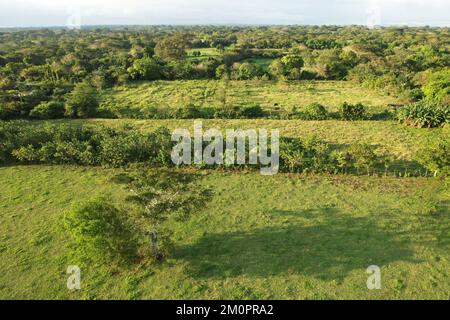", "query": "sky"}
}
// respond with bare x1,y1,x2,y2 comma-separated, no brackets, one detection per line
0,0,448,28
